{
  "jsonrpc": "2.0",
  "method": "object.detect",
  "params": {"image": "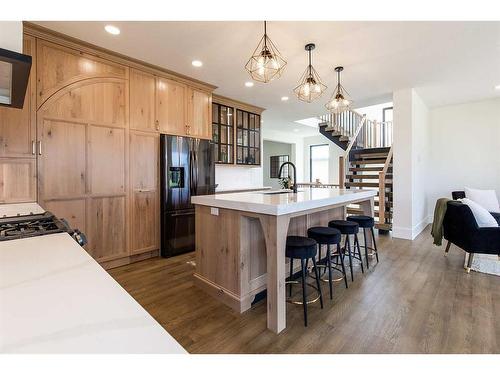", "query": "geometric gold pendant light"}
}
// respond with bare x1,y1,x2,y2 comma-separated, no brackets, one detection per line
325,66,353,114
293,43,327,103
245,21,287,83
